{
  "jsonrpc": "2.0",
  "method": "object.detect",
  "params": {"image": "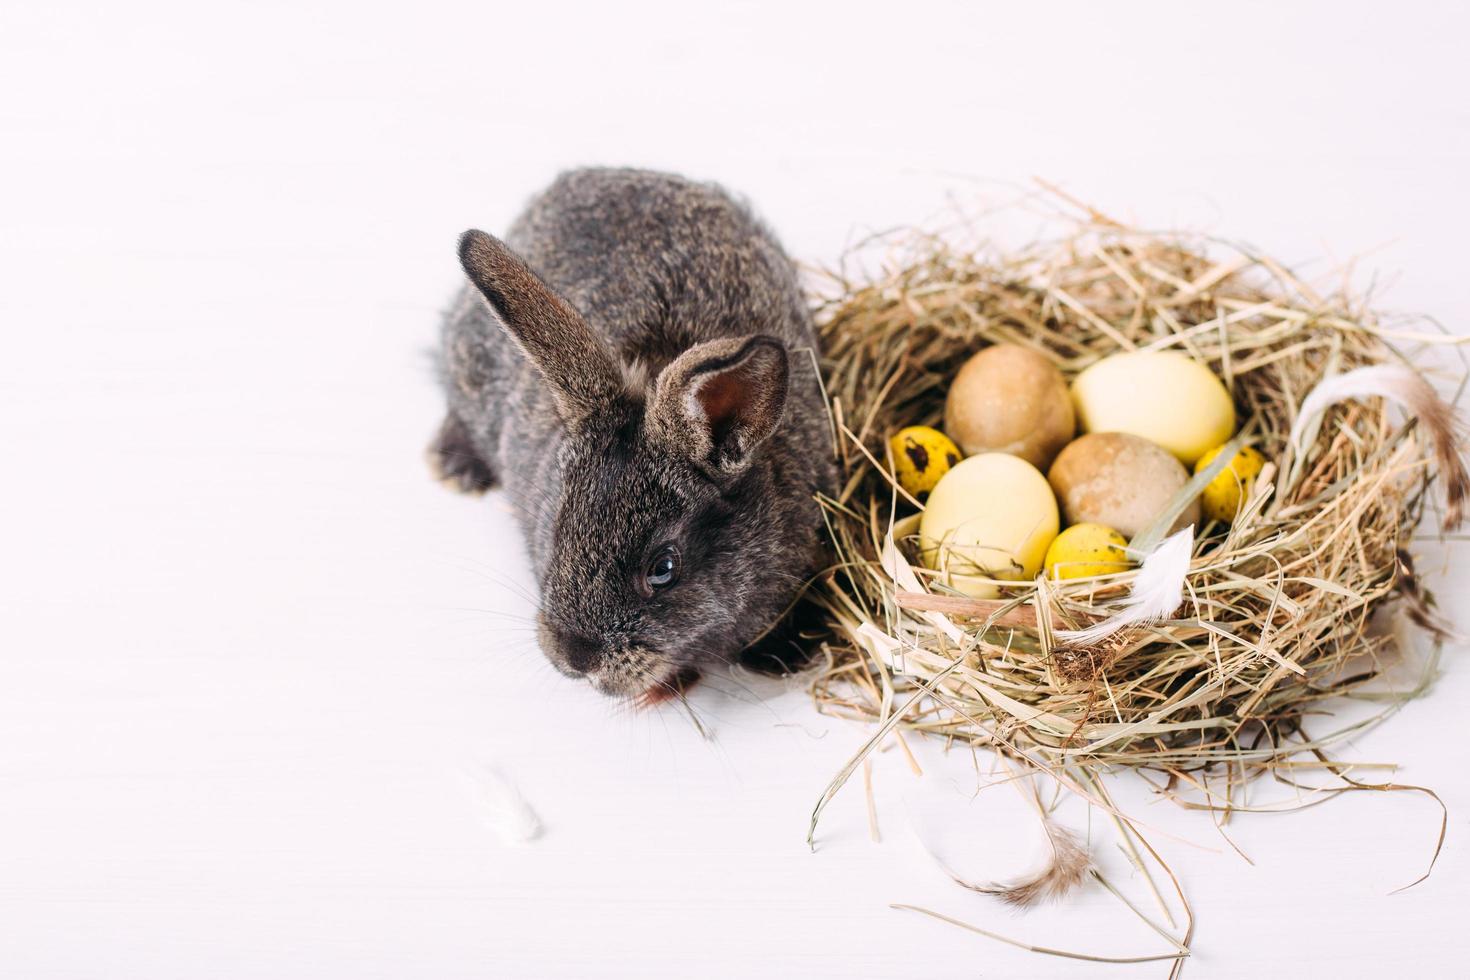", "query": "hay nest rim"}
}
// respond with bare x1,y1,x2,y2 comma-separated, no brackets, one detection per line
803,206,1469,855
